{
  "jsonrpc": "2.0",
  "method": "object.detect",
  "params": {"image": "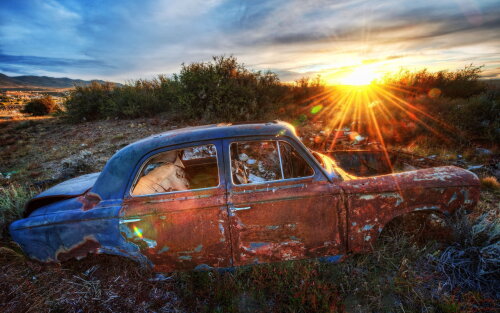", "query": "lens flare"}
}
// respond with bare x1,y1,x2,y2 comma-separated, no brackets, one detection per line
295,79,457,176
133,226,143,238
